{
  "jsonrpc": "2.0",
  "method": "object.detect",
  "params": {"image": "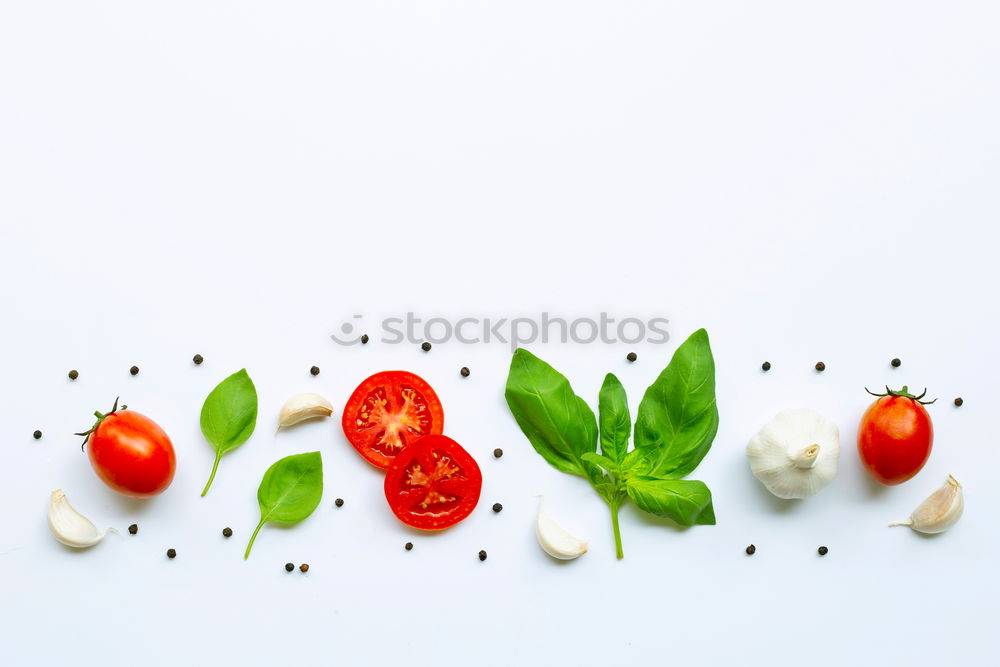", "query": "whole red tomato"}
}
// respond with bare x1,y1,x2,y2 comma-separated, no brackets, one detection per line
857,386,934,485
78,399,176,497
